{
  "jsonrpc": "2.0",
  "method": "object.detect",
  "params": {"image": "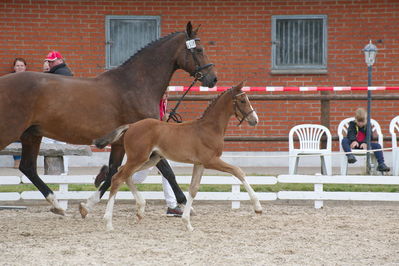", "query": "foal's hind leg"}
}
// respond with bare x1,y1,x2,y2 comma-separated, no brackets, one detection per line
204,158,262,214
104,163,136,231
126,153,162,220
182,164,204,231
79,143,125,218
